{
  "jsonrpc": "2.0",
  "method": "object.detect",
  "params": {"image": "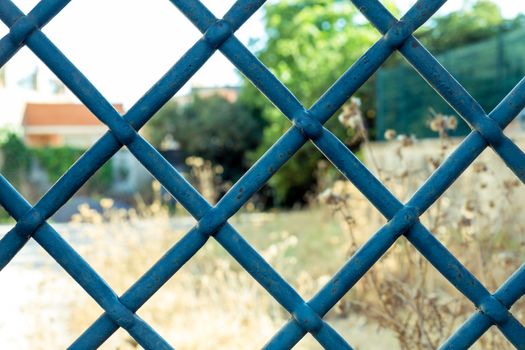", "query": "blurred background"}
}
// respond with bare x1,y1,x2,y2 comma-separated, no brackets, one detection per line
1,0,525,349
